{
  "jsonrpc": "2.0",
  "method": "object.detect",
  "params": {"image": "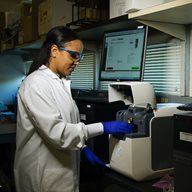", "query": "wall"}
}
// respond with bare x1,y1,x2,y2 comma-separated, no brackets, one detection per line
0,54,26,105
